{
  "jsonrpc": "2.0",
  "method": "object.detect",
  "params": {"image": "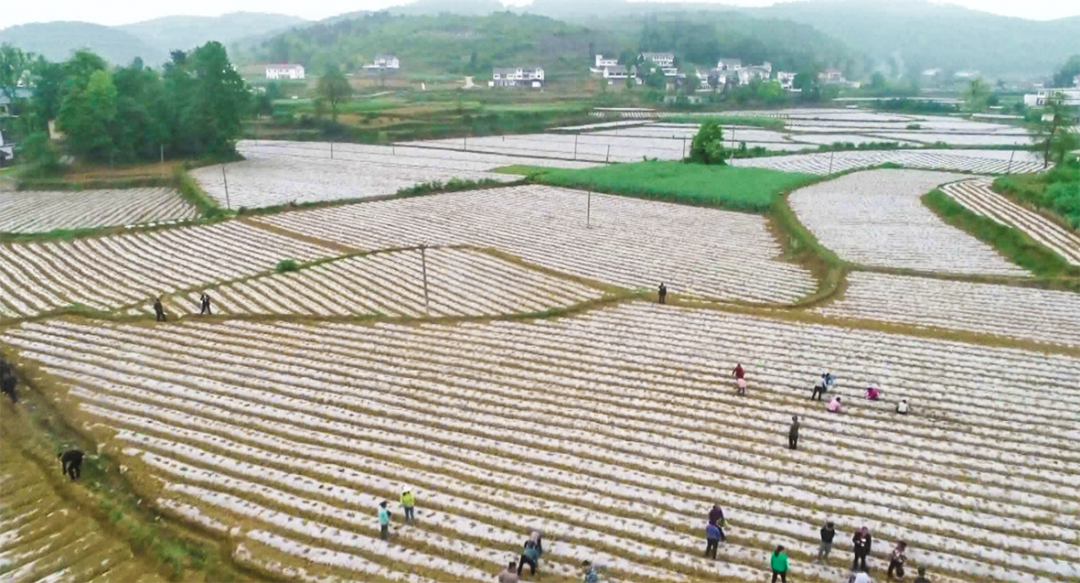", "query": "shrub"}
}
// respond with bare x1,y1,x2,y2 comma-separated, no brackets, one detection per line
687,119,728,165
906,123,921,130
275,259,300,273
17,132,62,177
